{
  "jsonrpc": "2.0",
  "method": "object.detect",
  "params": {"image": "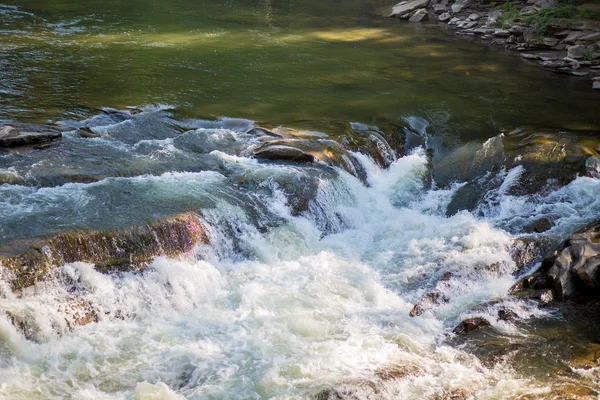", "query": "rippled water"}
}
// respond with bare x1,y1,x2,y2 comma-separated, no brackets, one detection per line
1,1,600,399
